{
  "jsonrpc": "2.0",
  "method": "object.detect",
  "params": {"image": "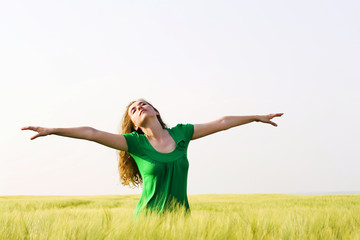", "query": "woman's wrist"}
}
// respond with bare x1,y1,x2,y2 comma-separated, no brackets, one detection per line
254,115,261,122
49,128,56,135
